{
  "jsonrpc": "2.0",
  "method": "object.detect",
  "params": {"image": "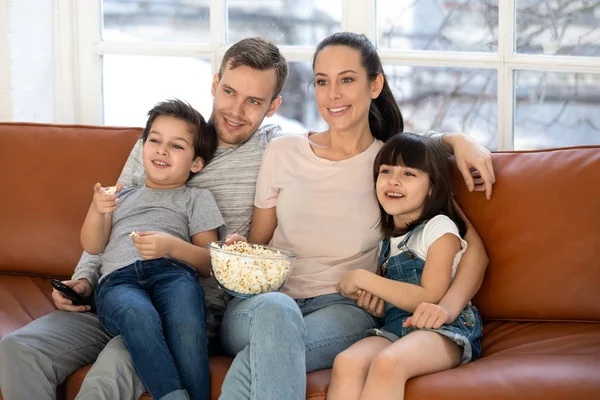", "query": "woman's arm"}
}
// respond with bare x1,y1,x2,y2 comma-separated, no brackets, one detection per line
248,206,278,245
339,234,460,313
